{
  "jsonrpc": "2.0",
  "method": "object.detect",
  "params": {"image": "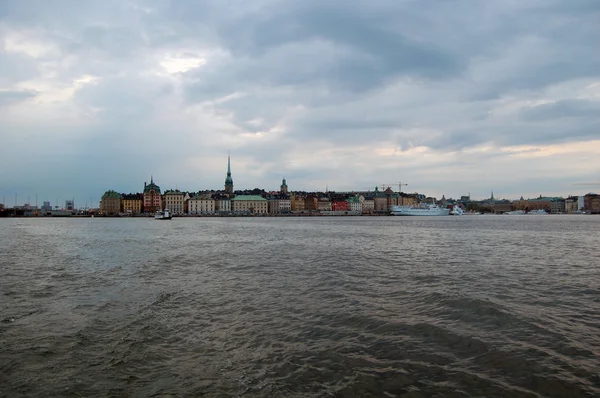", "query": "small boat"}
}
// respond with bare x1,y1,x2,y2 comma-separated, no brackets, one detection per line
155,209,172,220
450,205,465,216
528,209,548,215
505,210,526,215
